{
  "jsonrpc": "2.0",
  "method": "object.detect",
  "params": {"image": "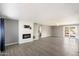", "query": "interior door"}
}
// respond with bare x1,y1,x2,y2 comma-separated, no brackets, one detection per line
0,18,5,52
